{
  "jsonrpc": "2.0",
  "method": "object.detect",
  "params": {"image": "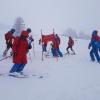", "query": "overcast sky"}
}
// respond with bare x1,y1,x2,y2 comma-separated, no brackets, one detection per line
0,0,100,34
